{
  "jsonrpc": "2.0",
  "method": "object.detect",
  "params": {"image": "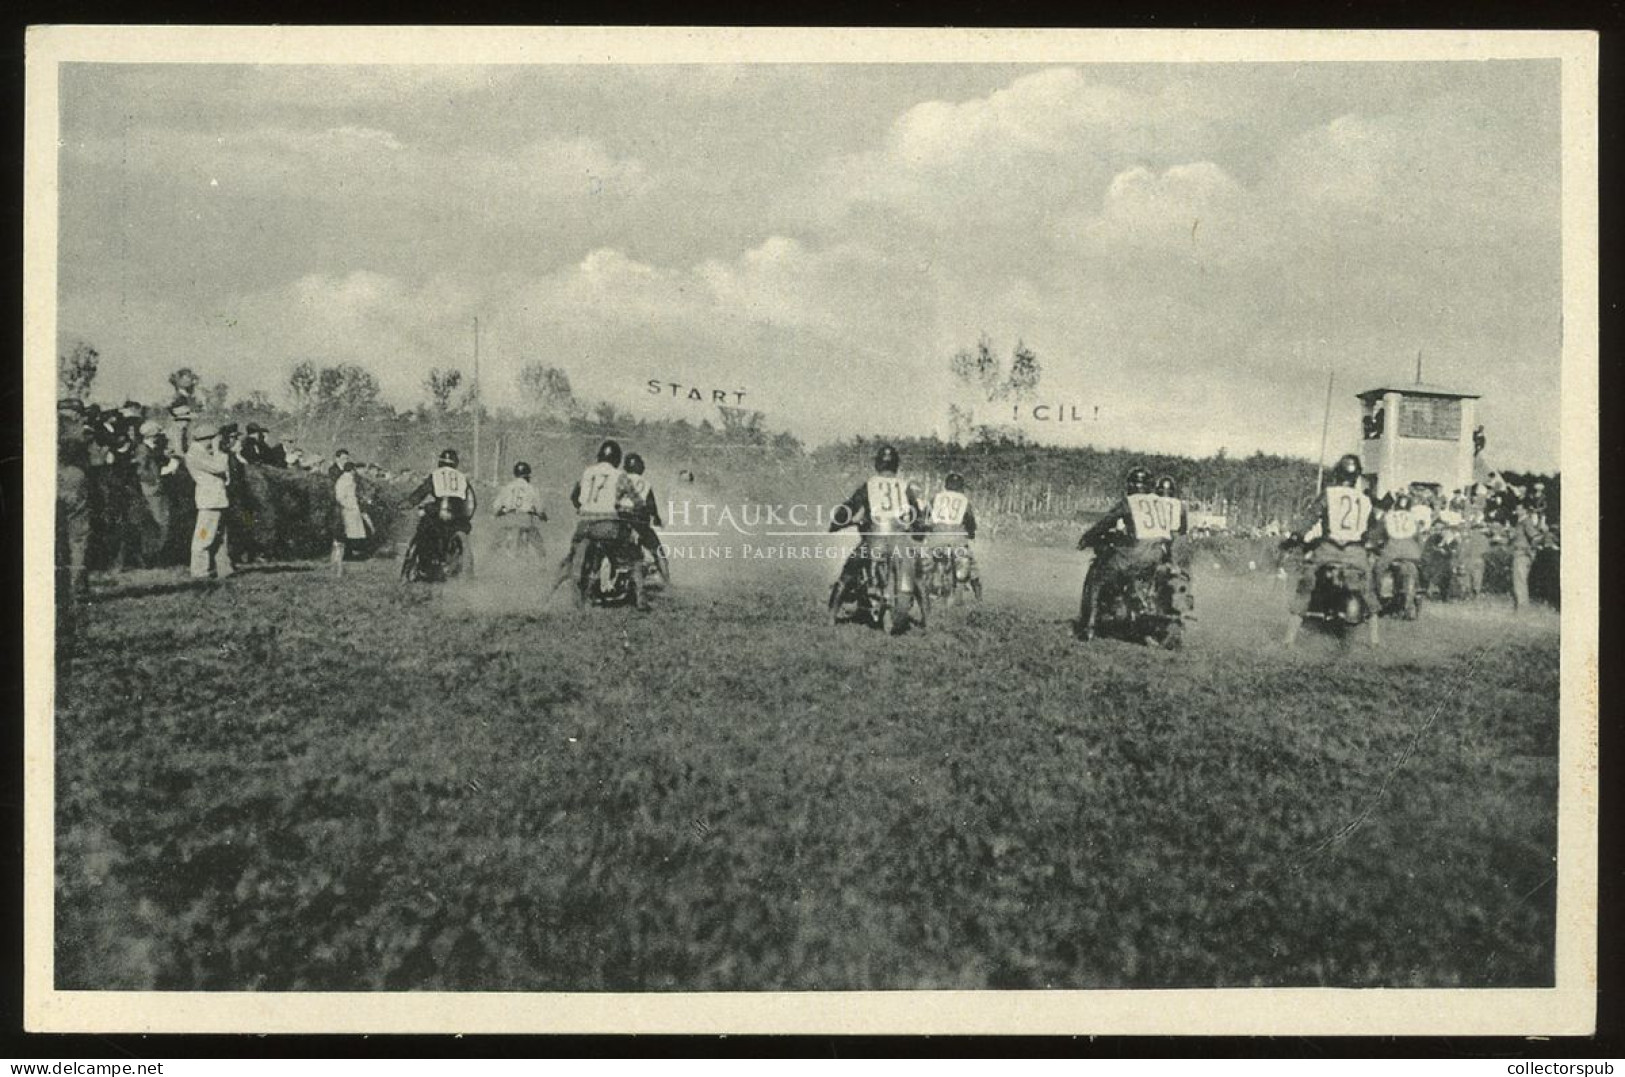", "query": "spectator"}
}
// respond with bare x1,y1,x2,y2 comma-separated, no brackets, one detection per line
185,422,233,580
328,450,350,484
330,459,369,577
1508,504,1547,612
56,399,93,649
132,421,171,566
167,402,195,454
1456,521,1489,600
1473,424,1487,456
